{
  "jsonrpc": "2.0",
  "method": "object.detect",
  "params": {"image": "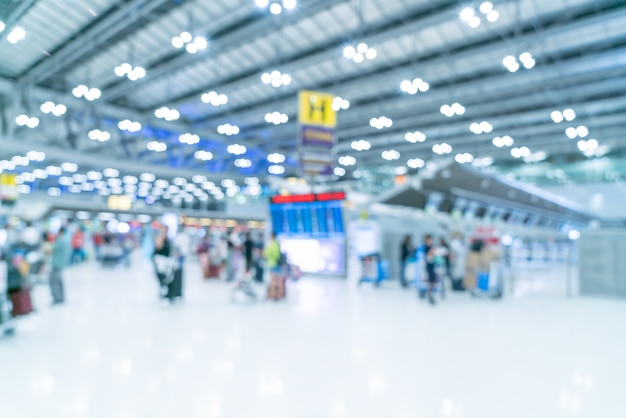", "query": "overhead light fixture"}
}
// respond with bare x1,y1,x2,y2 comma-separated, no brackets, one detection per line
261,70,292,87
503,52,535,72
72,85,101,101
40,101,67,116
146,141,167,152
565,125,589,139
6,26,25,44
338,155,356,166
227,144,247,155
217,124,240,136
370,116,392,129
492,135,514,147
407,158,425,169
61,162,79,173
15,114,39,128
268,165,285,175
333,167,346,176
343,42,377,63
511,146,531,159
405,131,426,143
469,121,493,134
179,133,200,144
432,143,453,155
400,78,430,95
118,119,142,133
382,150,400,161
332,96,350,111
155,106,180,121
265,111,288,125
460,2,499,27
351,140,371,151
0,21,5,33
267,153,286,164
201,91,228,106
114,63,146,80
455,152,474,164
171,31,207,53
88,129,111,142
440,103,465,117
257,0,296,14
234,158,252,168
